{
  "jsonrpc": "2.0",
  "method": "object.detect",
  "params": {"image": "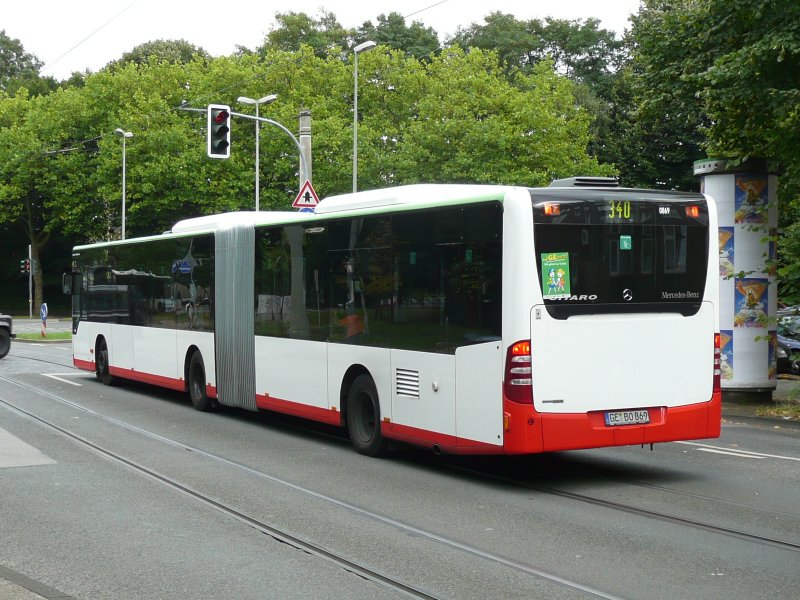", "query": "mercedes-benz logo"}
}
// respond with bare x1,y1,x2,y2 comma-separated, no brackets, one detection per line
622,289,633,301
